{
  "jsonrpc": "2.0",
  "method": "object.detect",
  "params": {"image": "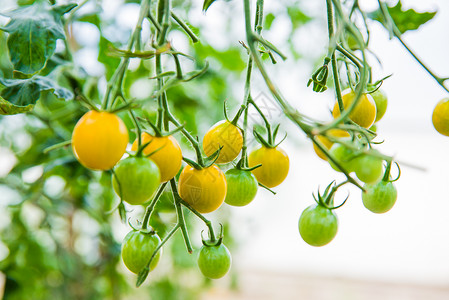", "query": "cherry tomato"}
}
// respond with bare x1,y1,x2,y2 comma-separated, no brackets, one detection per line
72,110,128,170
362,181,397,213
370,89,388,122
353,154,383,184
248,146,289,188
328,141,357,172
332,89,377,128
203,120,243,164
224,169,258,207
432,98,449,136
298,204,338,247
131,133,182,182
313,129,350,160
197,243,231,279
112,156,160,205
121,230,162,274
178,164,227,213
